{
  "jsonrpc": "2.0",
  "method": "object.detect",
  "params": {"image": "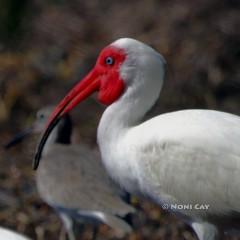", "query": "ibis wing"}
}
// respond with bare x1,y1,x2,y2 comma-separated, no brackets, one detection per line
129,110,240,218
